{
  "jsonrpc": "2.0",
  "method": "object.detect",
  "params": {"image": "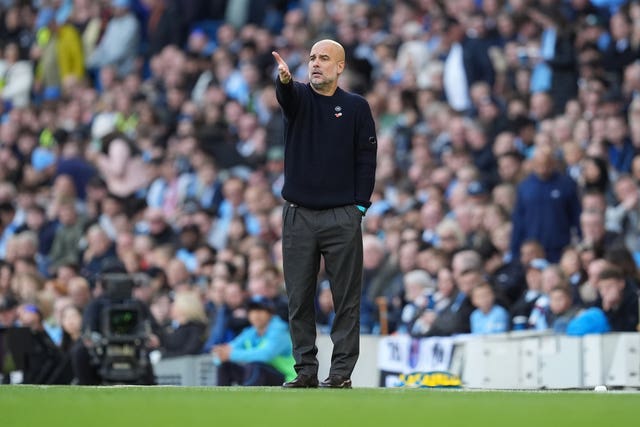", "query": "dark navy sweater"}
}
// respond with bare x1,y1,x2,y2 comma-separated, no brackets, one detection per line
510,171,582,262
275,78,377,209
